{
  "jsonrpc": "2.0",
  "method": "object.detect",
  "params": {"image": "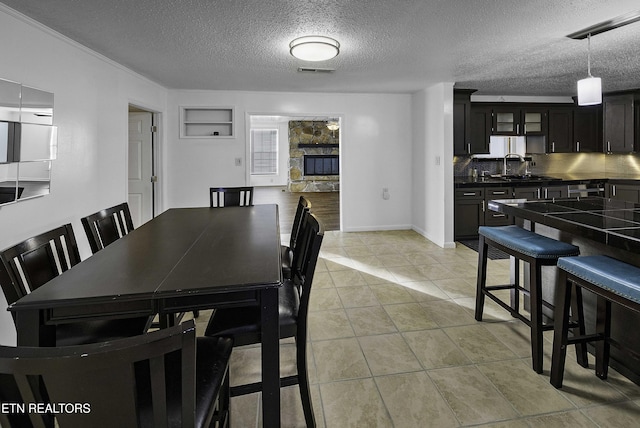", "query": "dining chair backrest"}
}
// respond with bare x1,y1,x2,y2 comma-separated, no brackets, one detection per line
0,321,199,428
291,212,325,315
81,202,135,254
289,196,311,250
0,260,20,320
209,187,254,208
0,224,81,296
